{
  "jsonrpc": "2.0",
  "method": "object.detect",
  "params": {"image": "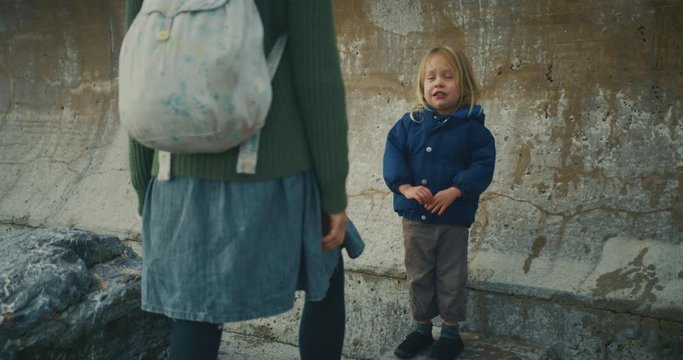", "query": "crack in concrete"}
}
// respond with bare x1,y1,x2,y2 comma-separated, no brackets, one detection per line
347,188,392,199
348,189,393,223
485,192,674,218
